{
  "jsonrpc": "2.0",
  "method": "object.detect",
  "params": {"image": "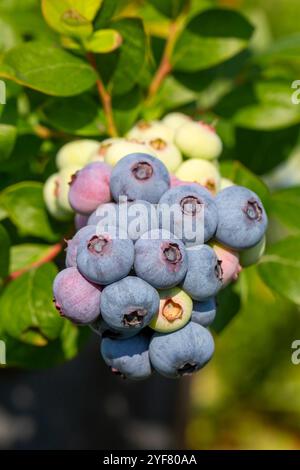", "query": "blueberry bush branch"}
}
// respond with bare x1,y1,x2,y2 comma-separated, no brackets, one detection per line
86,52,118,137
